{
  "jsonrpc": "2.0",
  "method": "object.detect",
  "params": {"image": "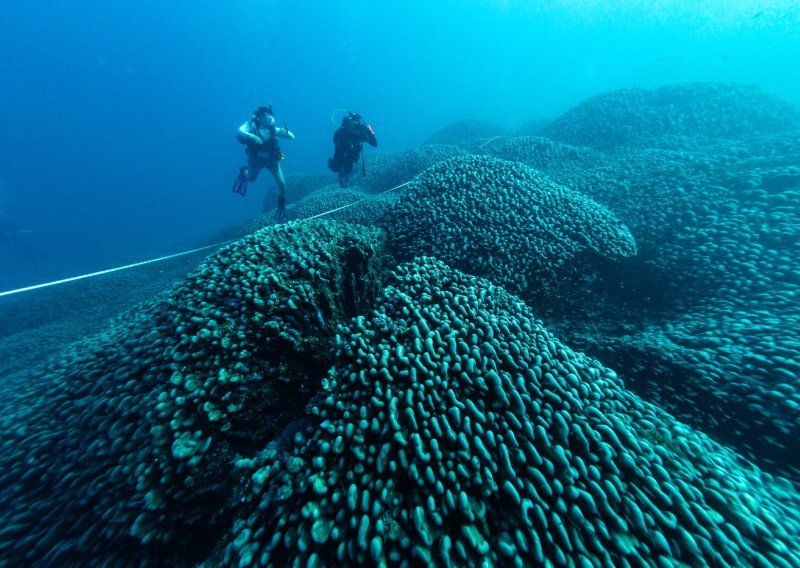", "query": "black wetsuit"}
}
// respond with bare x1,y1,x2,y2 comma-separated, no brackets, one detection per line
328,120,378,188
